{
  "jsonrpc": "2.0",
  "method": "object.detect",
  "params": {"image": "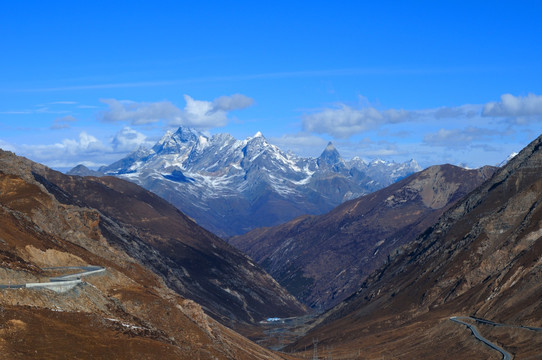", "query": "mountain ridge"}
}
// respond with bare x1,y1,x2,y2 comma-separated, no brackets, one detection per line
70,126,421,237
230,163,497,310
288,134,542,358
0,149,306,329
0,148,300,359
